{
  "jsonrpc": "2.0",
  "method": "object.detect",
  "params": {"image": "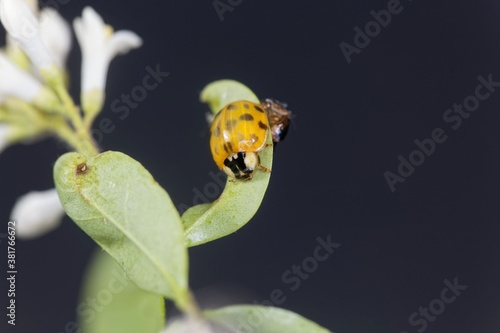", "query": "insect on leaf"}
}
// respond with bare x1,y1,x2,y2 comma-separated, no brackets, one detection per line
182,80,273,246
